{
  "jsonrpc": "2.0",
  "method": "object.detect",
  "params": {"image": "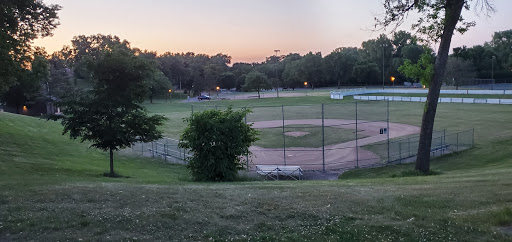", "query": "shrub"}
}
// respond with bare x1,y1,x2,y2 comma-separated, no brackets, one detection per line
179,108,258,181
